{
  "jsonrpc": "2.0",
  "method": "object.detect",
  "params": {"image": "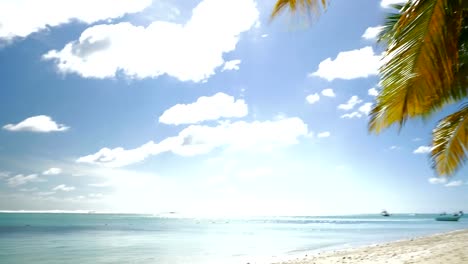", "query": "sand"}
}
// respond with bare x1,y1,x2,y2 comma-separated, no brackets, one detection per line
274,229,468,264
